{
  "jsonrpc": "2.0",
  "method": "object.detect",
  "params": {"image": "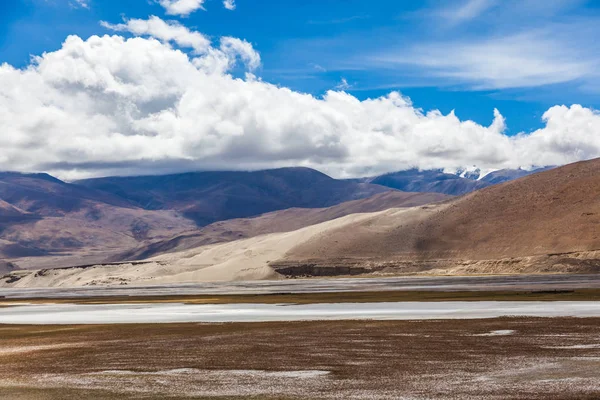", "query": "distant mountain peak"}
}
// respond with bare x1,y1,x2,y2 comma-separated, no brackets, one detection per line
0,171,65,184
453,166,482,181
